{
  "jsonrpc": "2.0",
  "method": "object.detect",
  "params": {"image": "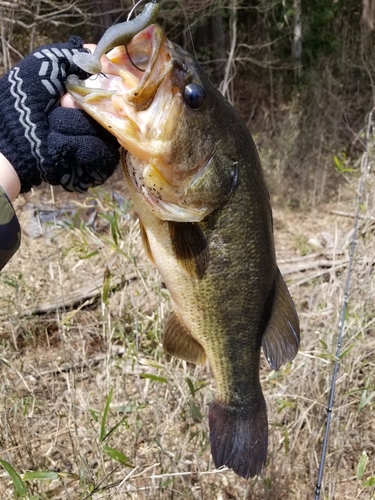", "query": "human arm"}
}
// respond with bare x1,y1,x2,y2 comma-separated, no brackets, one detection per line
0,155,21,271
0,153,21,202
